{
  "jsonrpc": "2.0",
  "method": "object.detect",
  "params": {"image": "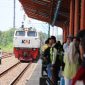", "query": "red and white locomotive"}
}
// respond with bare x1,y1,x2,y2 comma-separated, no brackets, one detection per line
13,28,40,61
